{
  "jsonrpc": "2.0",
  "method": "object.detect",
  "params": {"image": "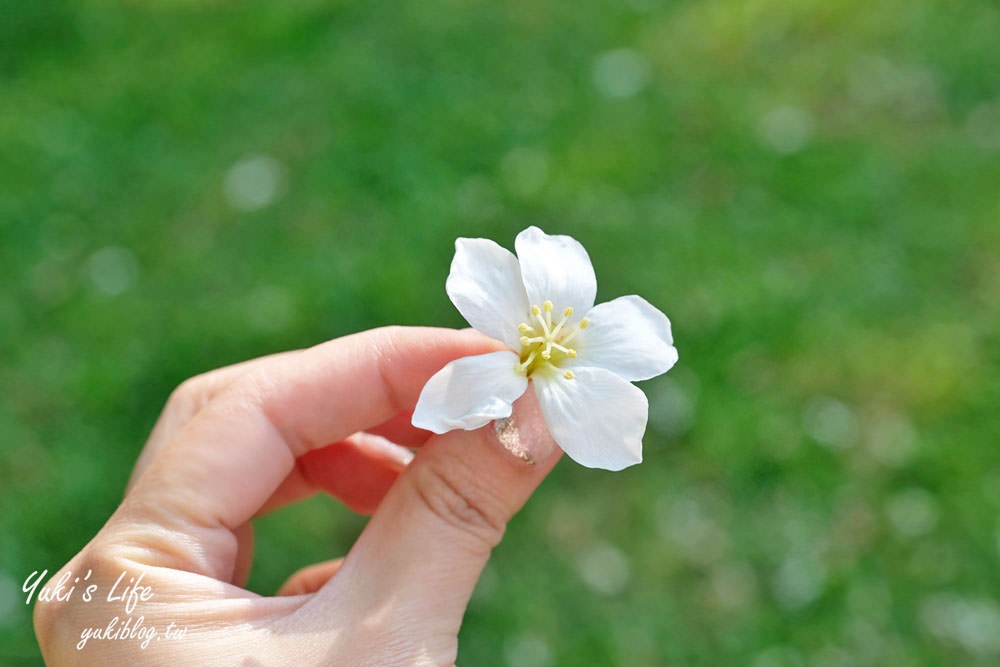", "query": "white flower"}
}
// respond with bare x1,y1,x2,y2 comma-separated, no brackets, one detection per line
412,226,678,471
